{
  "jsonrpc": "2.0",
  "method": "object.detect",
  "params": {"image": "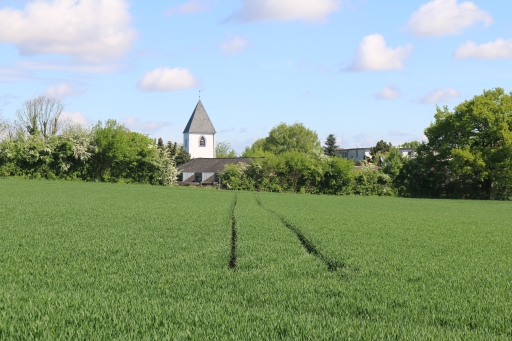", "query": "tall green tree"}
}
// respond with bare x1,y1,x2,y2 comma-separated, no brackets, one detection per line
165,141,190,166
261,122,321,155
241,138,270,157
156,138,165,150
427,88,512,199
399,88,512,200
324,134,338,156
175,147,191,166
370,140,392,162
